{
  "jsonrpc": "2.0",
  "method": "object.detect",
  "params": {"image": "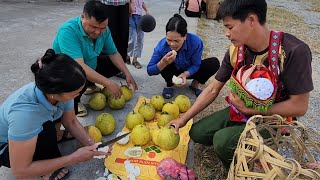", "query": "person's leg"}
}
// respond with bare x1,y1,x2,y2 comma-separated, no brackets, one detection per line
33,121,62,161
160,63,183,98
212,123,245,170
107,4,129,63
118,4,130,62
95,54,121,78
201,1,206,13
188,57,220,96
134,15,144,59
189,57,220,86
0,120,62,167
132,15,144,69
127,16,136,64
189,107,230,145
160,63,182,87
105,5,121,59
